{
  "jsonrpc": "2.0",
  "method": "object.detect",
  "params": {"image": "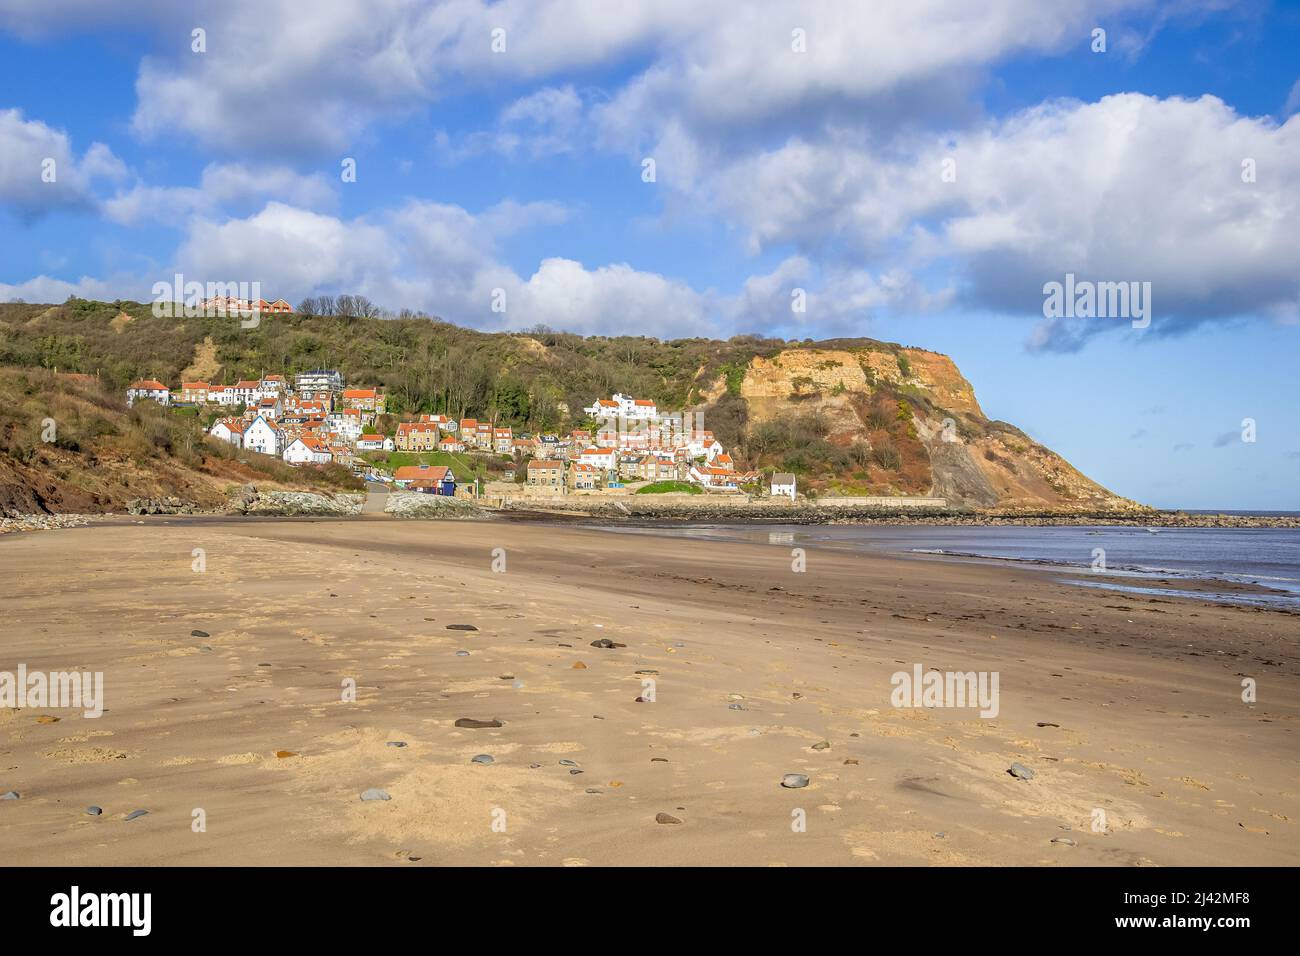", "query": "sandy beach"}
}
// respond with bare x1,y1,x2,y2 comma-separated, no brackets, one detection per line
1,515,1297,866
